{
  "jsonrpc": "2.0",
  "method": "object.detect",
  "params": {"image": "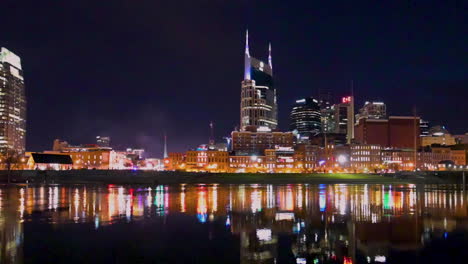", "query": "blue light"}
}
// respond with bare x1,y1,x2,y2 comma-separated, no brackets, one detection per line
319,186,326,212
197,213,207,223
